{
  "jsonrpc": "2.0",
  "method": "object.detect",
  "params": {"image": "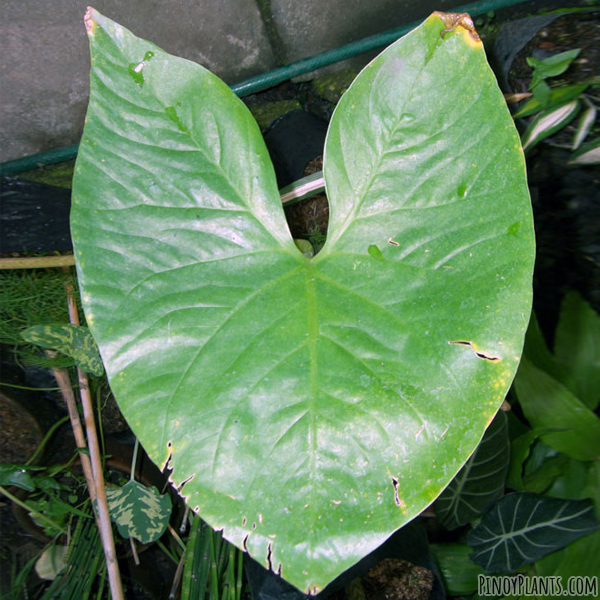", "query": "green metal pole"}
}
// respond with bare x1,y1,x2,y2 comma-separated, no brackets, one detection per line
0,0,530,177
